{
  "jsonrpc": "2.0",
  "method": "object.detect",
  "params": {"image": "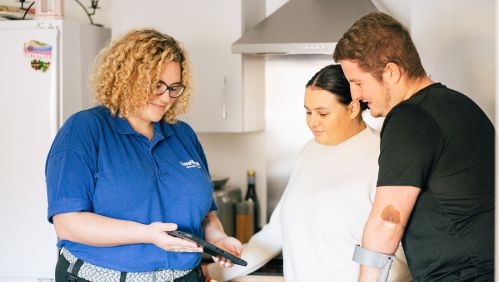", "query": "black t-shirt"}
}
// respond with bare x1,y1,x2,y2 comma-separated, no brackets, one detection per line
378,83,494,281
